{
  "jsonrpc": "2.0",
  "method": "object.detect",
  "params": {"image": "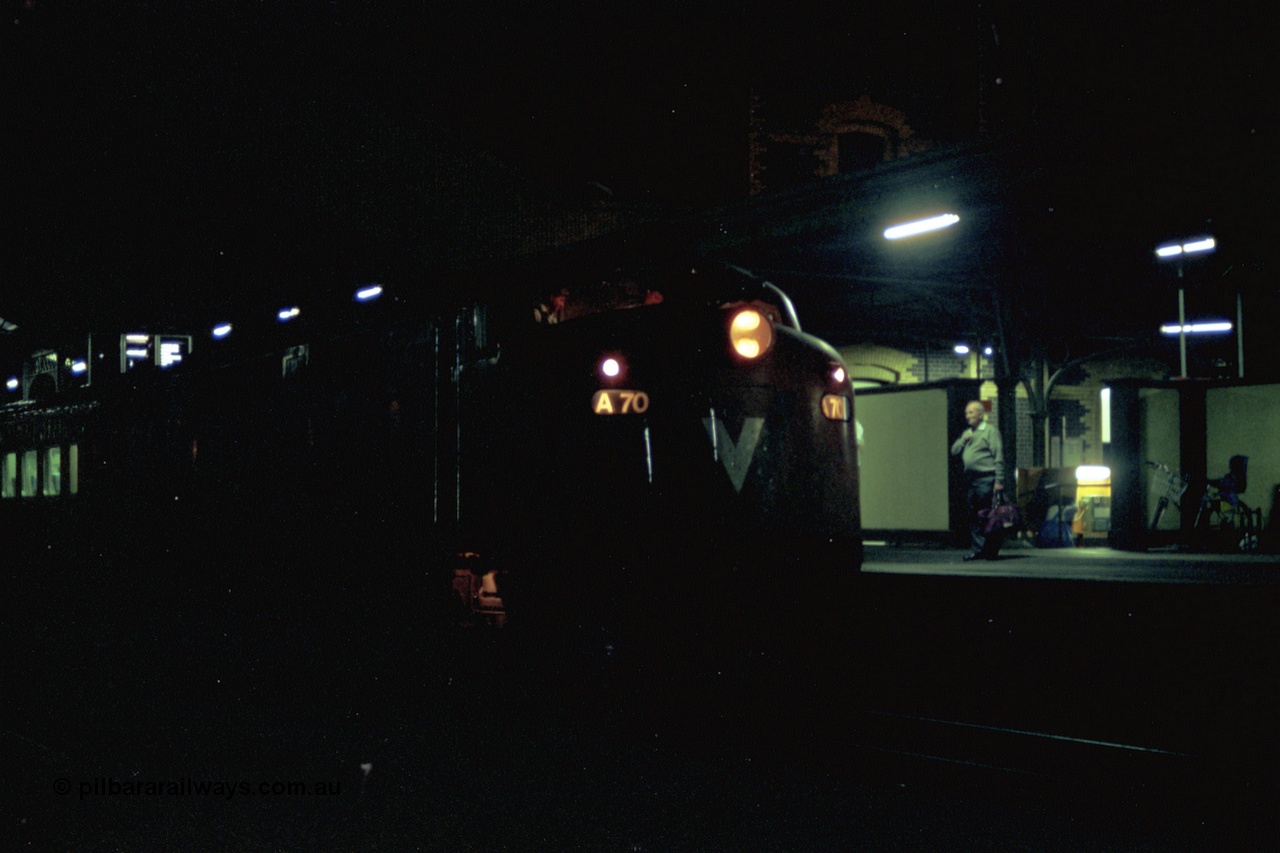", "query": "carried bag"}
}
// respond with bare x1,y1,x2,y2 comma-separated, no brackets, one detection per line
980,492,1021,535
